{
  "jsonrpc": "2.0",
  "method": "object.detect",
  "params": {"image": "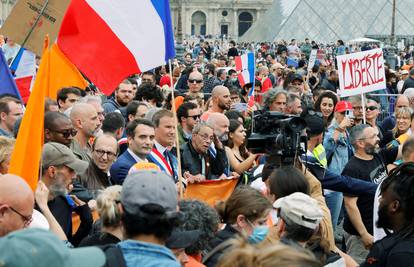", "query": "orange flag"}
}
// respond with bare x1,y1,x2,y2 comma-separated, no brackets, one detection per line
184,178,238,207
8,37,50,191
46,43,88,99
